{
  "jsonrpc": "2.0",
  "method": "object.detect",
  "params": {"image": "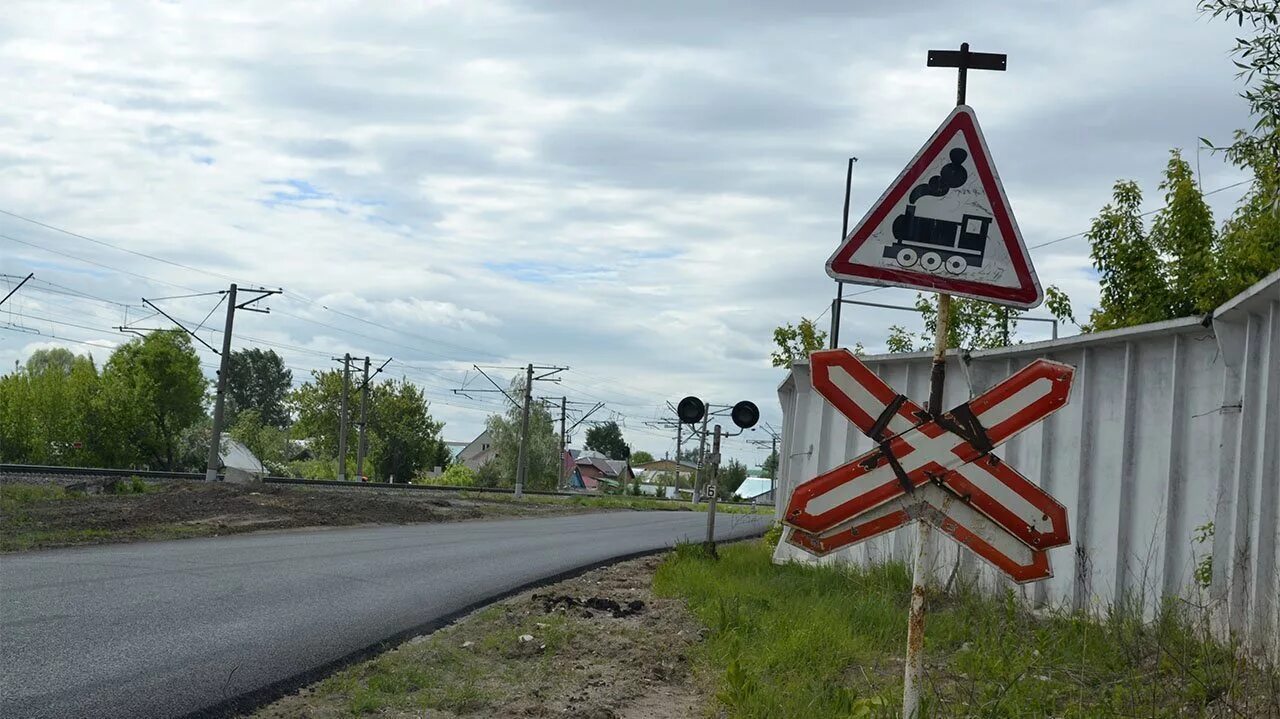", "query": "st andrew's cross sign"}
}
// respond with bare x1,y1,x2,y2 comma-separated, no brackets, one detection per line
783,349,1073,583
